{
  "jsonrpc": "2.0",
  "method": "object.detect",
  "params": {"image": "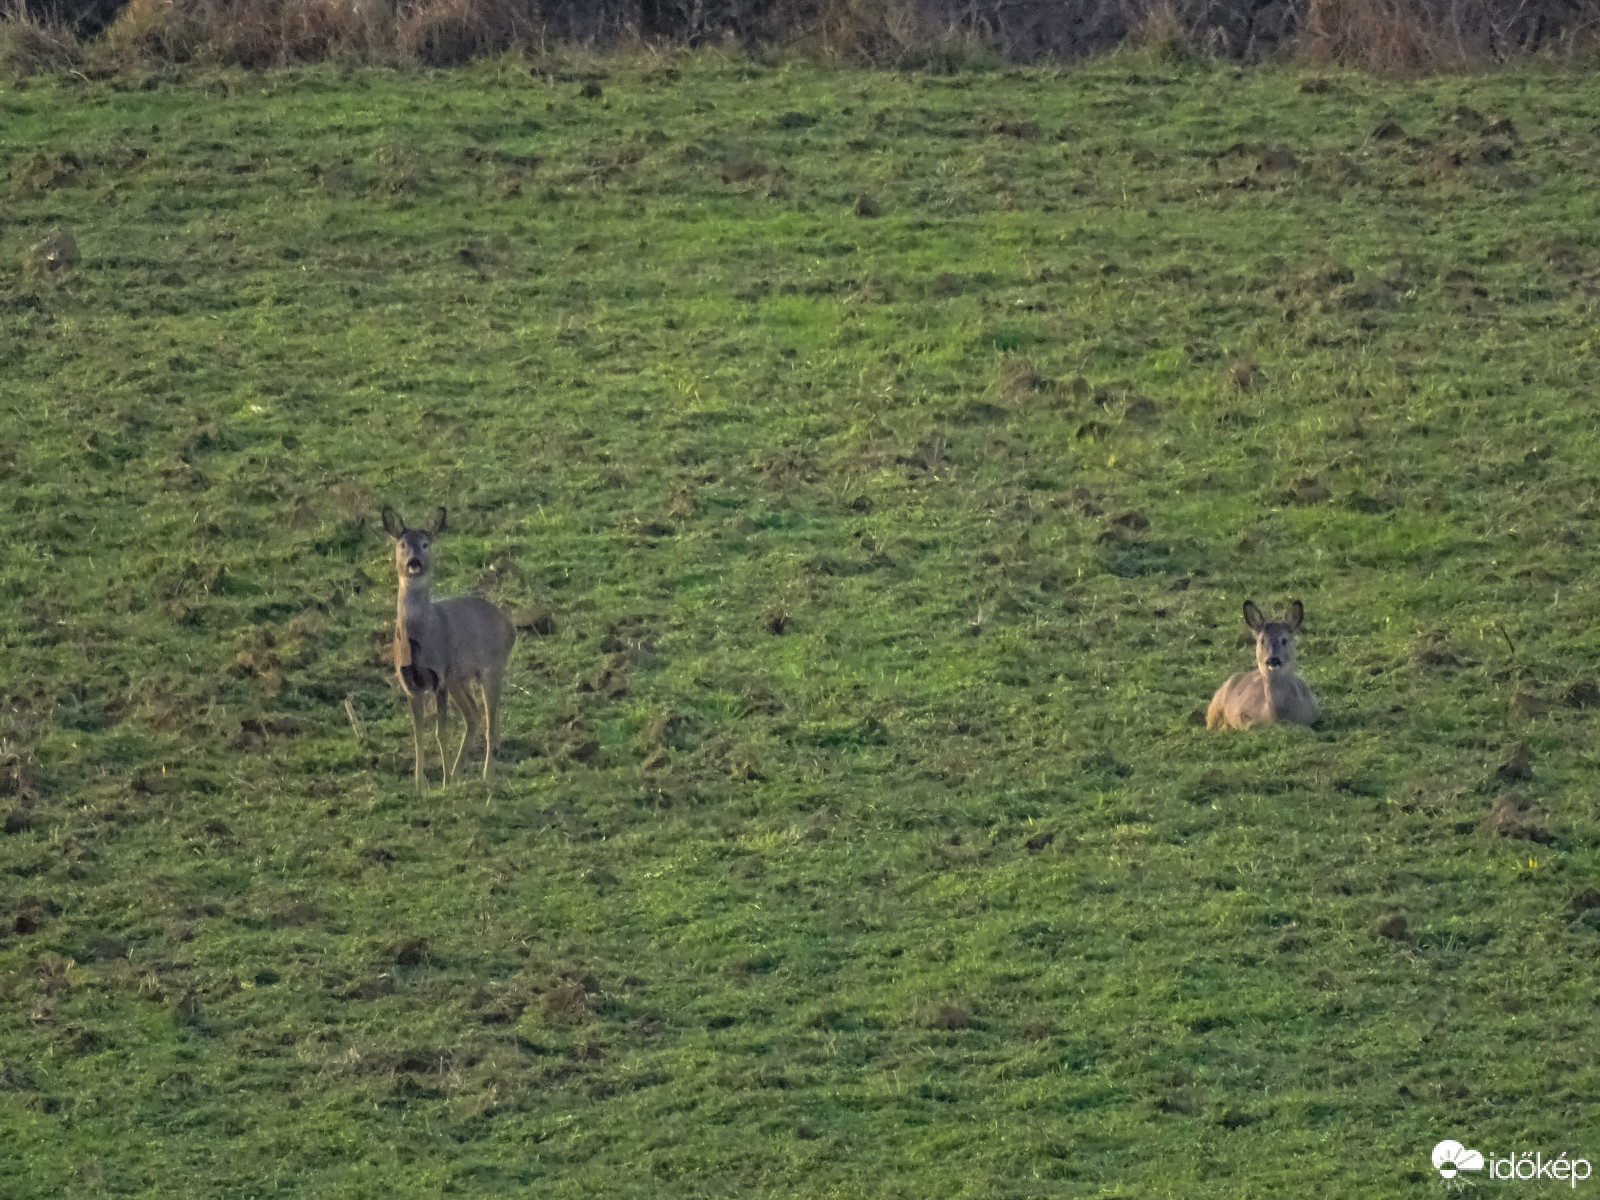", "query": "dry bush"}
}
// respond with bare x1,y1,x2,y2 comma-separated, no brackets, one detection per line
806,0,998,68
396,0,532,67
96,0,396,69
1292,0,1569,69
1296,0,1459,70
95,0,202,63
0,0,84,76
1125,0,1195,58
811,0,931,60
